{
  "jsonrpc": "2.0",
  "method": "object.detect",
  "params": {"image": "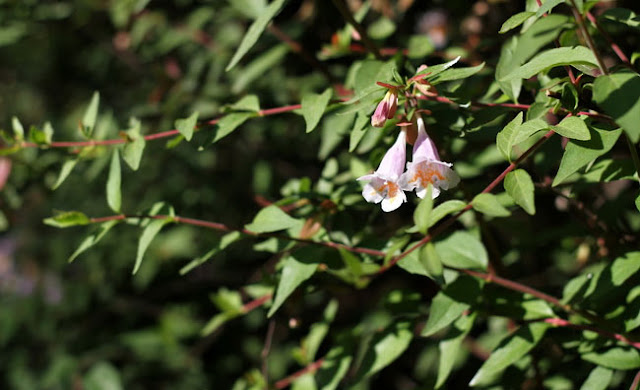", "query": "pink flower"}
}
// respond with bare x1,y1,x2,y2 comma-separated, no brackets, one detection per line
357,130,407,212
371,89,398,127
399,116,459,199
